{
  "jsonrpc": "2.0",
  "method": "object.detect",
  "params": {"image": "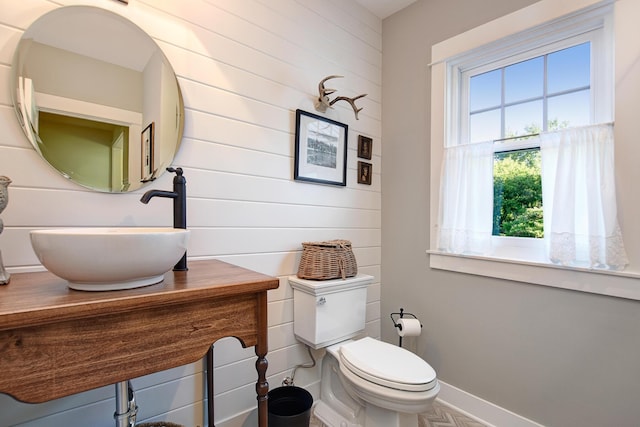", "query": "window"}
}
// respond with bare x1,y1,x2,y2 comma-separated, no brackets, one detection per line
465,41,592,239
437,2,615,260
429,0,640,301
467,42,592,144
